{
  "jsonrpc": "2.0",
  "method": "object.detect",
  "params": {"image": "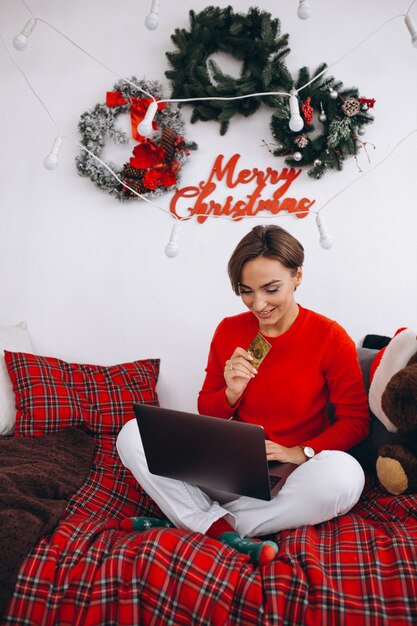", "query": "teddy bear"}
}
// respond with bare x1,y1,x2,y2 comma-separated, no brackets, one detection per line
368,328,417,495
